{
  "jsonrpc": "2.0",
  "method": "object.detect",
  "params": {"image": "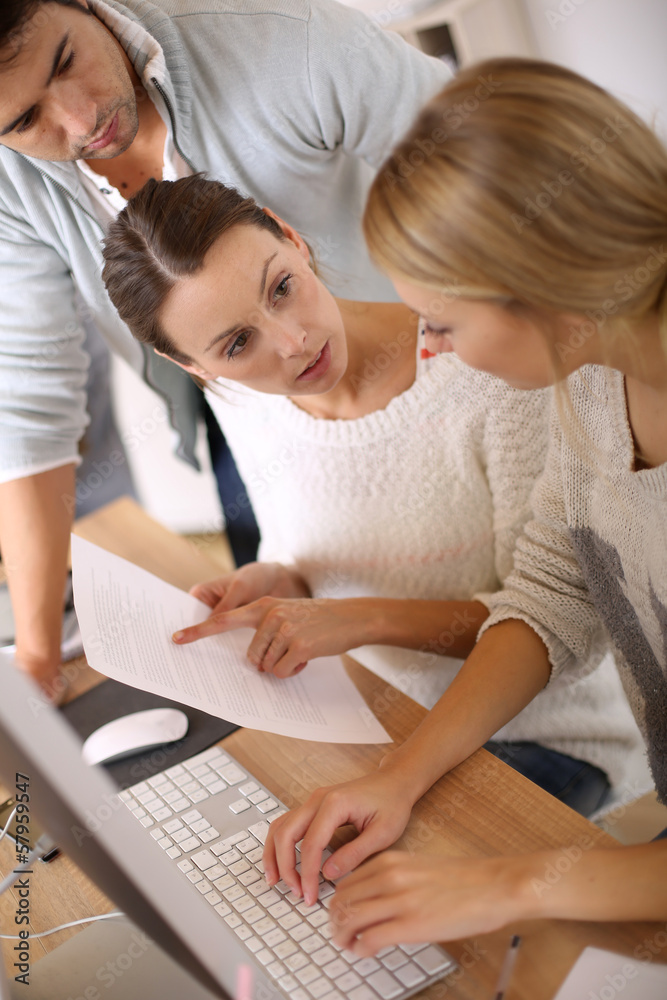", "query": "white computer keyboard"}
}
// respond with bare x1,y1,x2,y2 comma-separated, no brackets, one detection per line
120,745,457,1000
